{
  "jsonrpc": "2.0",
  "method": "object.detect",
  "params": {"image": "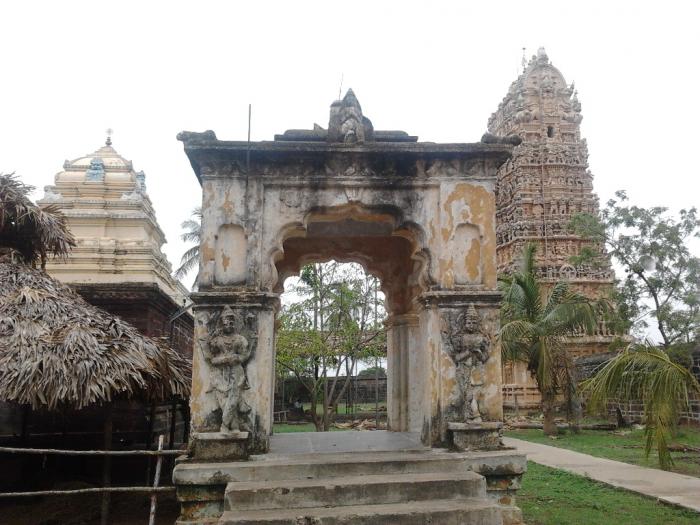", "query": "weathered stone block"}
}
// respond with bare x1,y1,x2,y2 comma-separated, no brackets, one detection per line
449,421,504,451
191,431,249,461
